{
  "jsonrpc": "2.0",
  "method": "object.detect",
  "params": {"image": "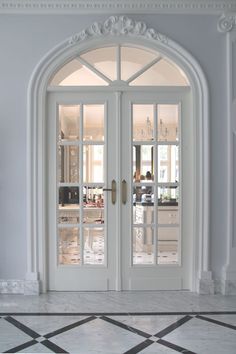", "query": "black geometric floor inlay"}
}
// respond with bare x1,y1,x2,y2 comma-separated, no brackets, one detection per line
0,312,236,353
